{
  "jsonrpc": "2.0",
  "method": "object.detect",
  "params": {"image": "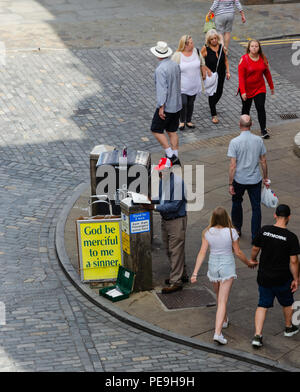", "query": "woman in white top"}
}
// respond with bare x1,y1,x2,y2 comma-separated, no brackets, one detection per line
172,35,208,131
191,207,257,345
